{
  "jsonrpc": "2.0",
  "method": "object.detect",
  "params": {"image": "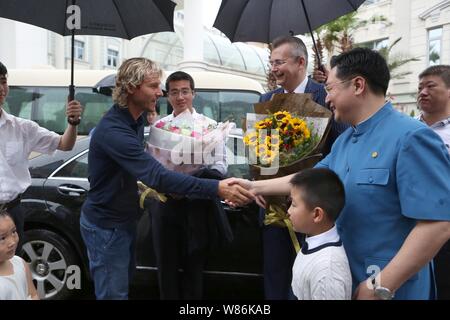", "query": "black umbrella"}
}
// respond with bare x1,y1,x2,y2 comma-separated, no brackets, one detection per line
0,0,176,101
93,74,117,96
213,0,366,68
